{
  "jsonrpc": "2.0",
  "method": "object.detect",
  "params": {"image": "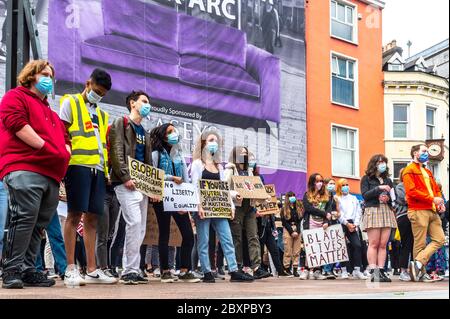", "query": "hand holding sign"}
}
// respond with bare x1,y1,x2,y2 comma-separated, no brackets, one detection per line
128,156,165,200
